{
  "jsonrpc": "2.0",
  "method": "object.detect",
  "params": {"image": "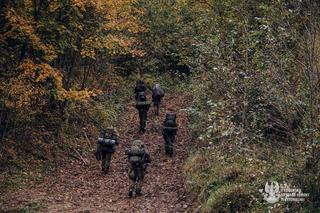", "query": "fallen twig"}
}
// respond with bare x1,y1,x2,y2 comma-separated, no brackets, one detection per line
72,148,89,165
83,131,93,149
